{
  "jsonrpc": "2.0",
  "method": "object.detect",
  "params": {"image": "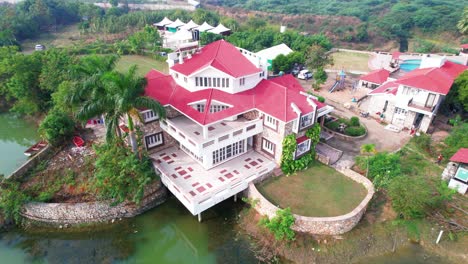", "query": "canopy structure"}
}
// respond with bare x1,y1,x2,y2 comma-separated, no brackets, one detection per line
195,22,214,32
180,20,200,31
154,17,173,27
167,19,186,29
171,29,193,41
208,23,231,35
